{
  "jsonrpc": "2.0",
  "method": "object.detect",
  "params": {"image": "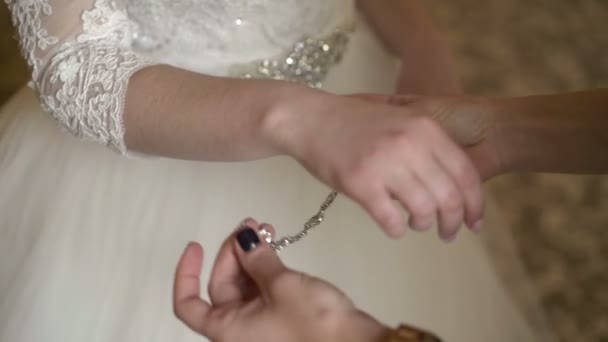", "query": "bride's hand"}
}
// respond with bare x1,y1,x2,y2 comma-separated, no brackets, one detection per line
173,219,389,342
265,93,484,241
358,94,504,181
